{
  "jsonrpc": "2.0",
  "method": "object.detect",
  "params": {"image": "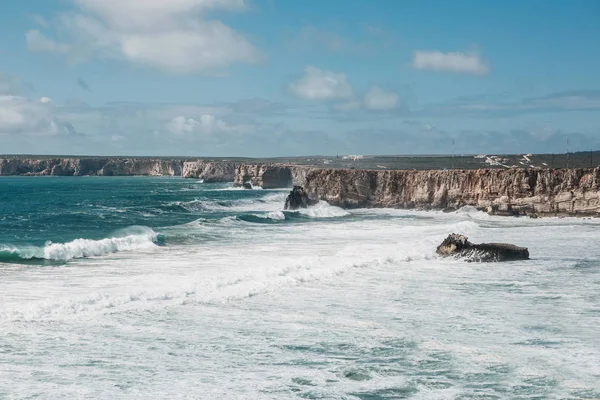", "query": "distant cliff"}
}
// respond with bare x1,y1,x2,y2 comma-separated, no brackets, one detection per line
235,164,600,217
0,158,234,182
182,160,235,182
